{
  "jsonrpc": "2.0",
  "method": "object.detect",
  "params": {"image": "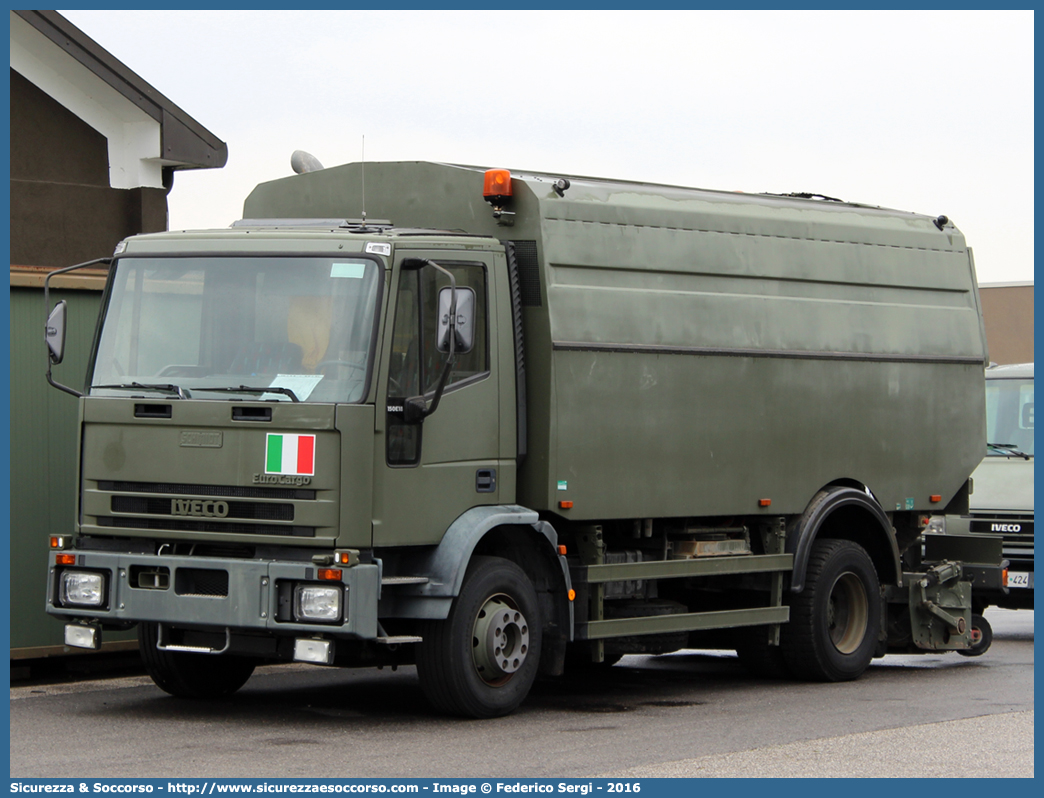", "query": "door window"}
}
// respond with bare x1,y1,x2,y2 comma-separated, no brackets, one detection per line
386,261,488,465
